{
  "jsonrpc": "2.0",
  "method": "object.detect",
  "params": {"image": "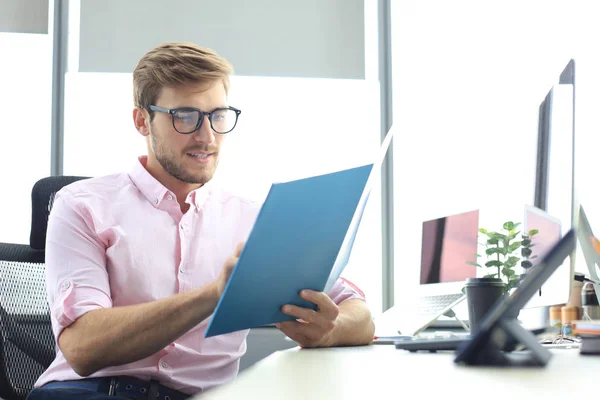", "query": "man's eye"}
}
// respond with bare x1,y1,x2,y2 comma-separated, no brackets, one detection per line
175,112,195,123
